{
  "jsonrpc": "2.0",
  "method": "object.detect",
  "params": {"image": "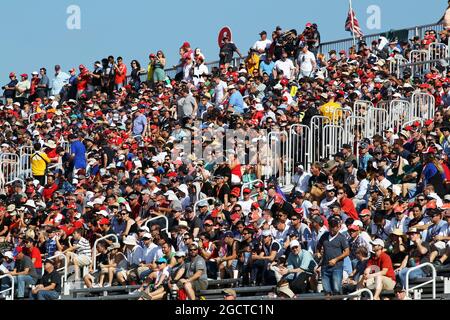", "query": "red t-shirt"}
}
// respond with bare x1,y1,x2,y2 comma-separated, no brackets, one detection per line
25,247,43,269
115,64,127,85
340,197,359,221
367,252,396,281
